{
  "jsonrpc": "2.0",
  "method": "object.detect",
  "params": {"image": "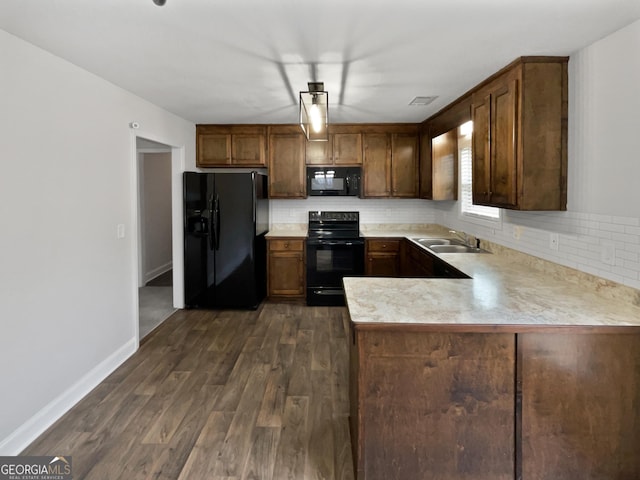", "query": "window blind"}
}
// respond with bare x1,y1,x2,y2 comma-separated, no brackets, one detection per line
459,131,500,219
